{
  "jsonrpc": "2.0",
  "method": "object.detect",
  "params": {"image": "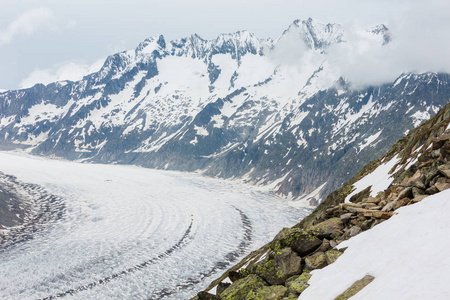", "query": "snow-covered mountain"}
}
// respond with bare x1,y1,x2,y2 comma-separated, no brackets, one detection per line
0,18,449,203
193,102,450,300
